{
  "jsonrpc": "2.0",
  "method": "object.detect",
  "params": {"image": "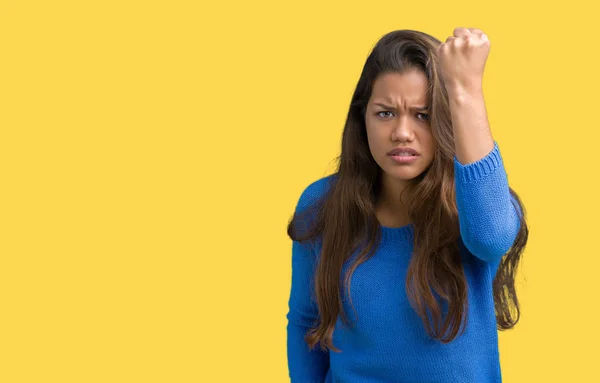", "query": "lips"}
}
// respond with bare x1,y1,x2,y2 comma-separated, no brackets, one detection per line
388,147,419,156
